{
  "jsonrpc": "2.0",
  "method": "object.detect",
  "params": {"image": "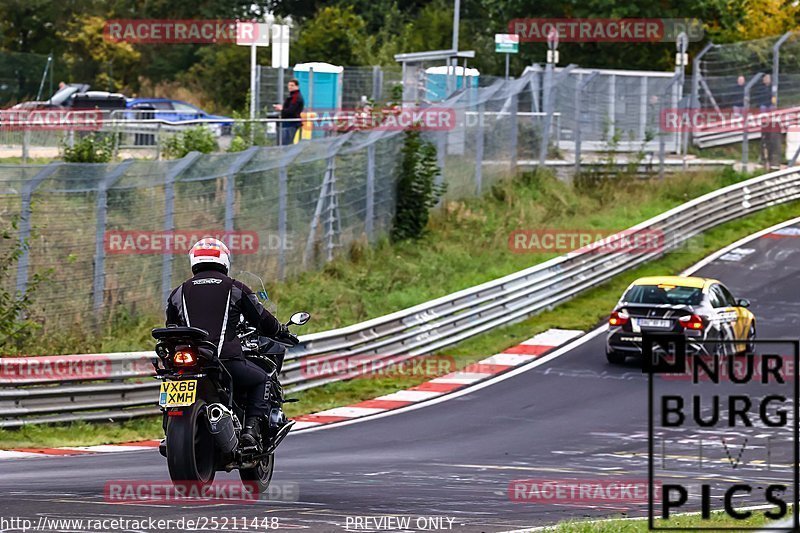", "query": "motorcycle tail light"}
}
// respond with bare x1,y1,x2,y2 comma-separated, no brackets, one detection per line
174,349,197,366
609,310,629,326
679,314,704,330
